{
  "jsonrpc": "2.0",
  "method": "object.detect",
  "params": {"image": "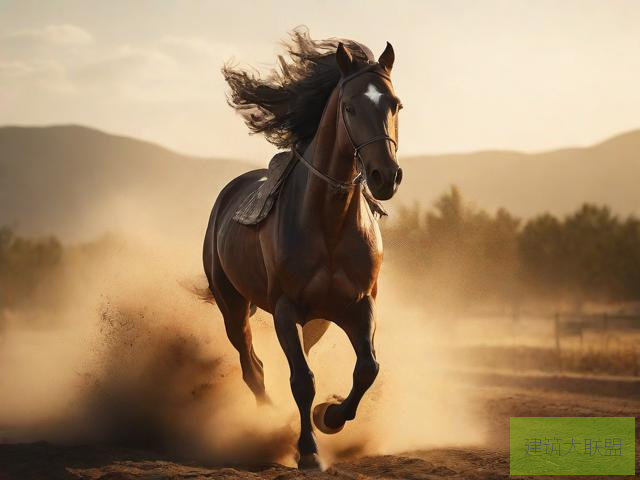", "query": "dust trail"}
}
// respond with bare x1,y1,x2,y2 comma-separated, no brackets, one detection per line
0,238,297,466
0,230,484,467
74,293,296,464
